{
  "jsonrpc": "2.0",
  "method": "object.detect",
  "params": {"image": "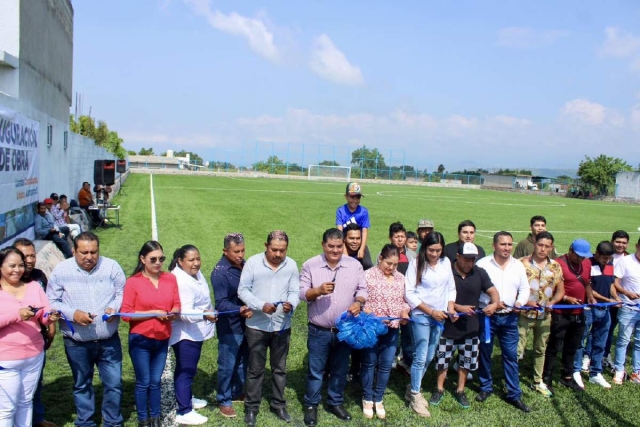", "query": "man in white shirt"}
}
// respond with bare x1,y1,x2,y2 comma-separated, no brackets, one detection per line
476,231,531,412
604,230,630,370
613,237,640,384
